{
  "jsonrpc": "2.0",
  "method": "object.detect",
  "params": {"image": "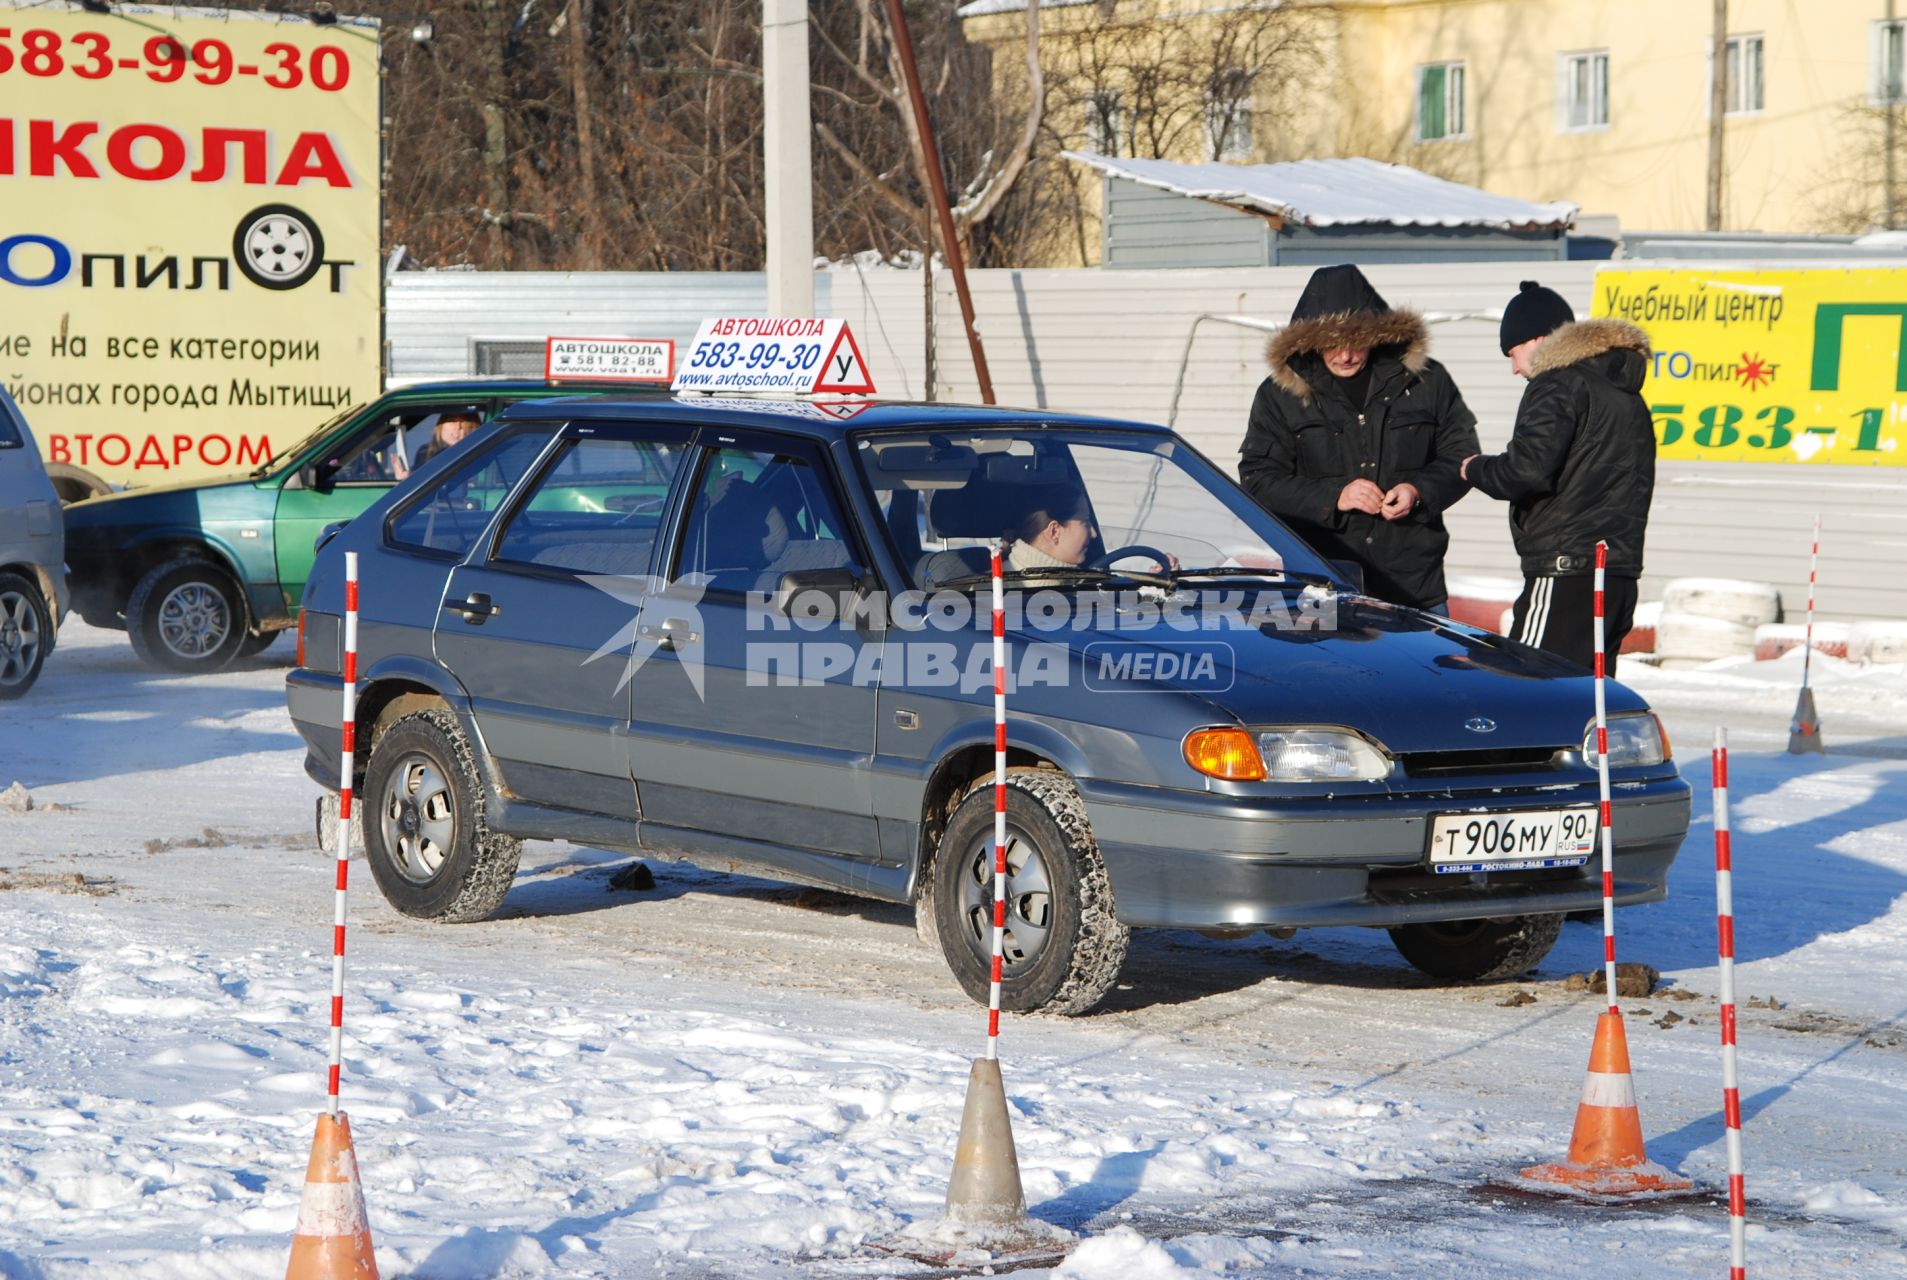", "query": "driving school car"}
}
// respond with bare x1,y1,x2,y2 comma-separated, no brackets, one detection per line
286,395,1690,1014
